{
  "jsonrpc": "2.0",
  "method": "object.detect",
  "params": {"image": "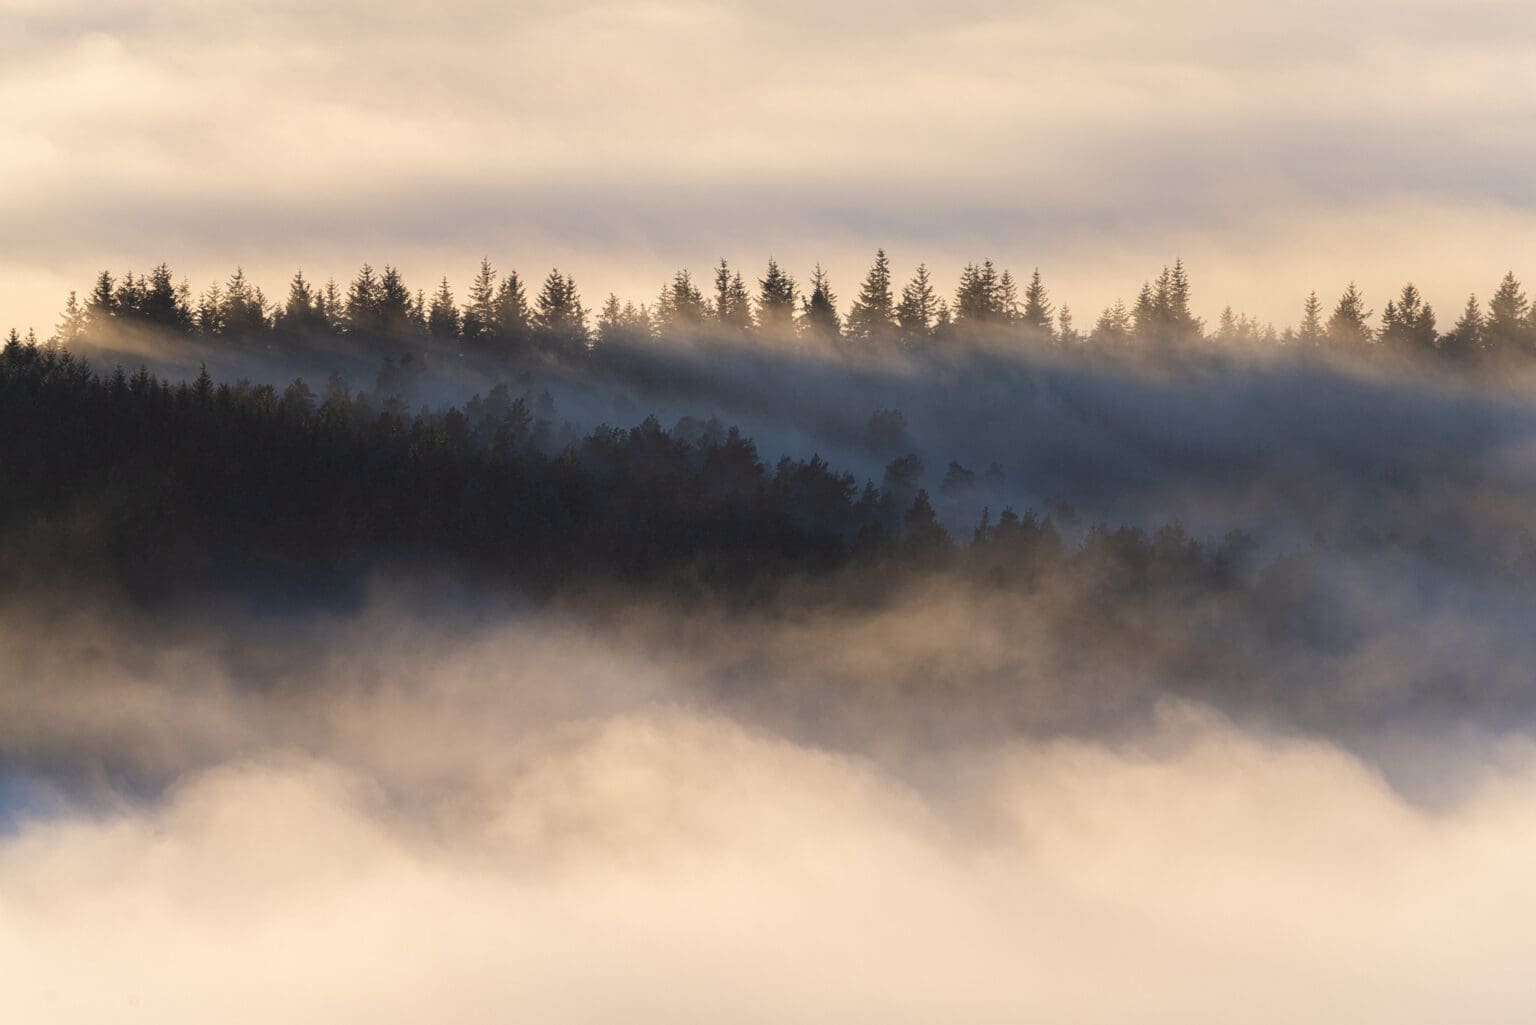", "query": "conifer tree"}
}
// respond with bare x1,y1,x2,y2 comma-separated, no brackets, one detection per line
493,270,532,349
533,269,588,352
1487,271,1529,358
800,264,841,343
1441,293,1484,363
54,291,87,347
1021,268,1053,340
462,257,498,344
1326,282,1373,350
344,264,381,336
1379,282,1436,356
896,263,939,348
86,270,116,325
757,258,797,337
1298,291,1324,347
427,277,461,341
846,249,896,345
